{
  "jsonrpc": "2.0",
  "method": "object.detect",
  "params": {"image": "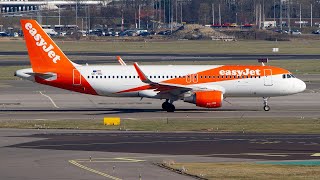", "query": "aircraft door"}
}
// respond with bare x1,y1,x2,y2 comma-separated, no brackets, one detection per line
73,69,82,85
186,74,192,83
193,74,198,83
186,74,198,84
264,69,273,86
